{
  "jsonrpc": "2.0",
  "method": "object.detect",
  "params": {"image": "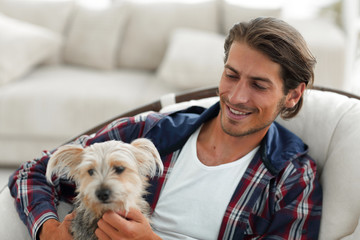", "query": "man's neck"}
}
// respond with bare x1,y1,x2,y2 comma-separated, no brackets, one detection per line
196,116,266,166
